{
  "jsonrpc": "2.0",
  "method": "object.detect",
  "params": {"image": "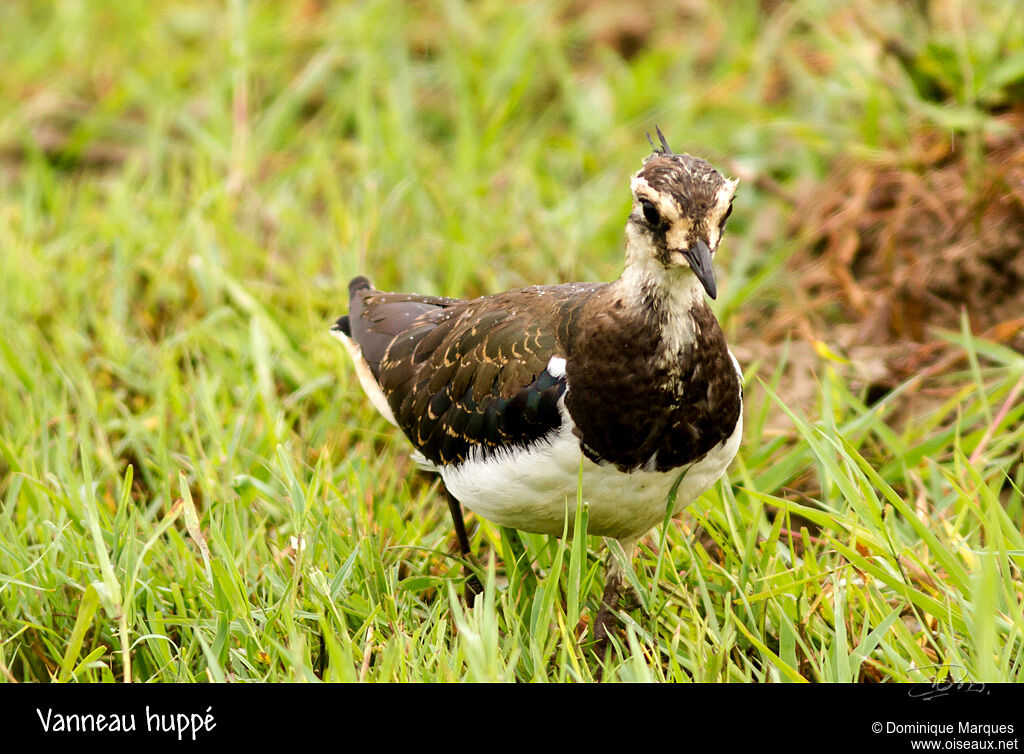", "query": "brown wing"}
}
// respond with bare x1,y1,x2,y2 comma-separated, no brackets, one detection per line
340,278,596,465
